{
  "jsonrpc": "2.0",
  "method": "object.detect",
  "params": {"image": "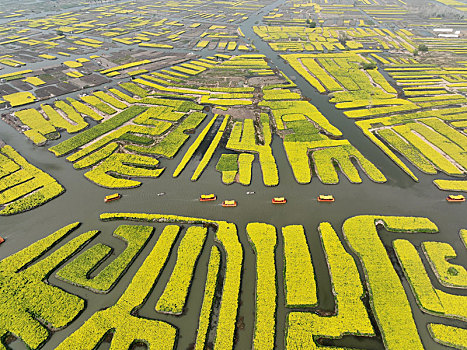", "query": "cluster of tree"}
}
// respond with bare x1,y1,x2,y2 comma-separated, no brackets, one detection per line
414,44,429,56
360,62,377,70
306,19,316,28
